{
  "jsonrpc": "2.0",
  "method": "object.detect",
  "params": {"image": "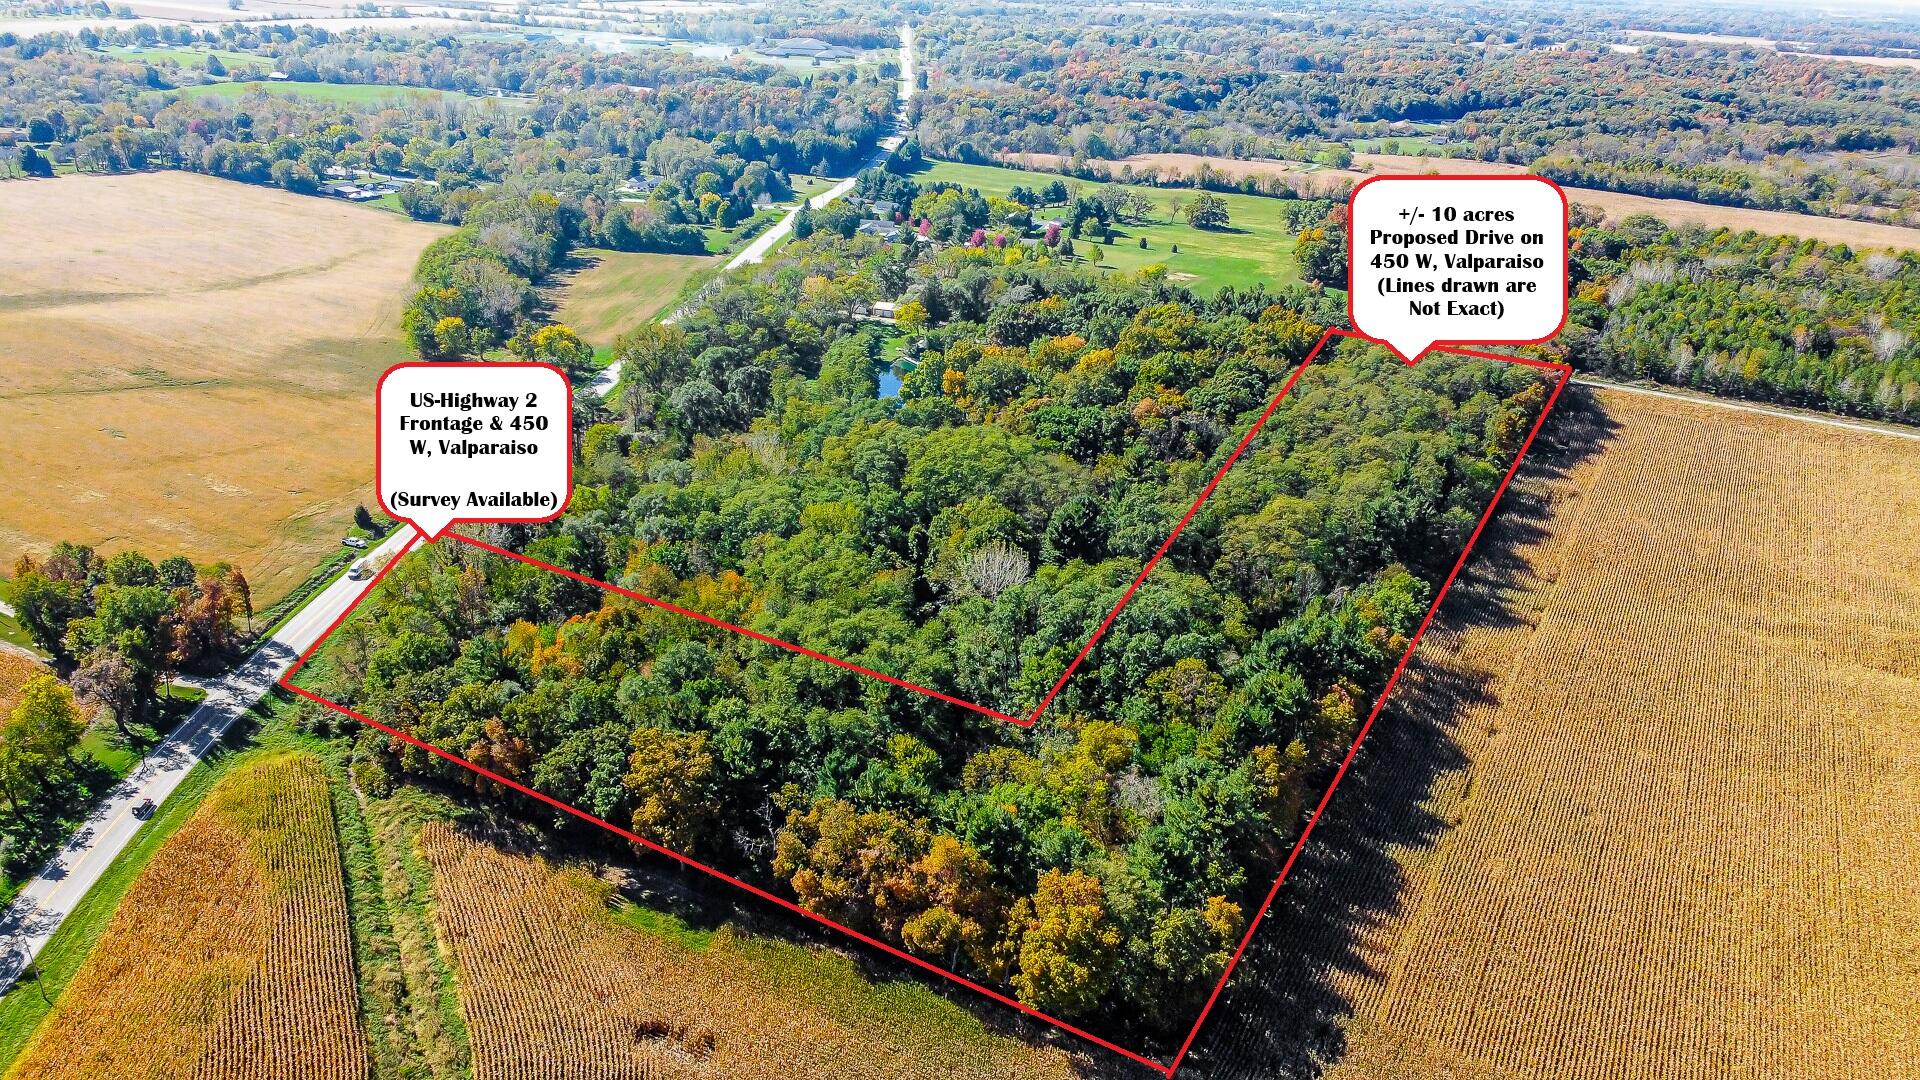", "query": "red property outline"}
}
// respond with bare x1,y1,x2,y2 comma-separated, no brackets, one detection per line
282,328,1571,1077
376,361,575,540
1345,175,1571,363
